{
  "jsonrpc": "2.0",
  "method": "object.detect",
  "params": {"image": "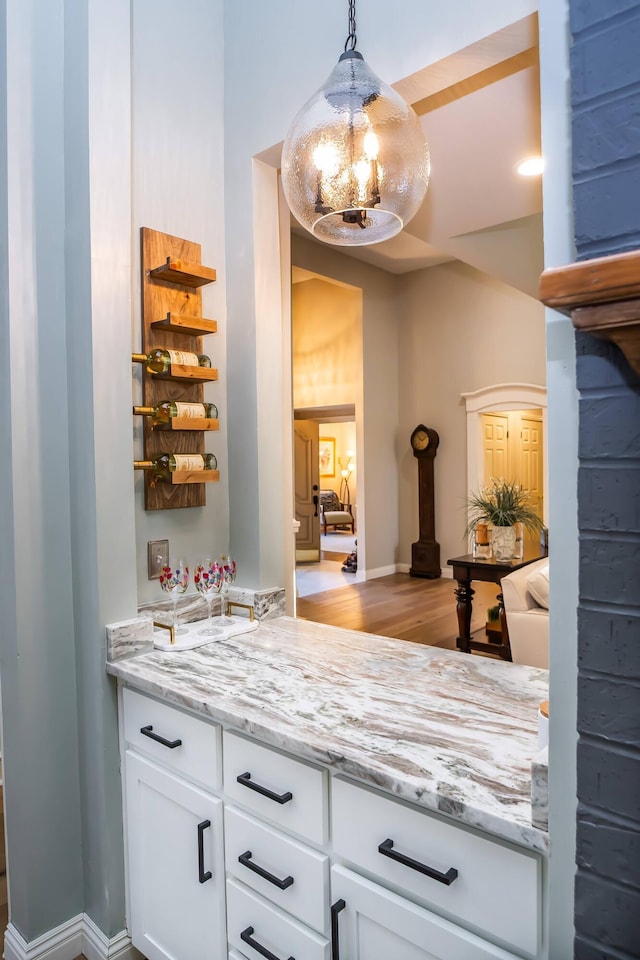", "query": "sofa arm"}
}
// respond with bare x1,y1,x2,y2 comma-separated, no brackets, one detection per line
506,609,549,669
501,559,548,613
